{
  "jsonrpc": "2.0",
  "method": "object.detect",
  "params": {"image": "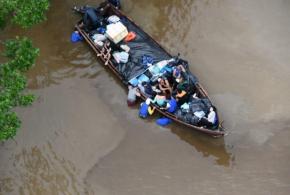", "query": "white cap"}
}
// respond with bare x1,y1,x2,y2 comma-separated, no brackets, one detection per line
145,98,151,105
